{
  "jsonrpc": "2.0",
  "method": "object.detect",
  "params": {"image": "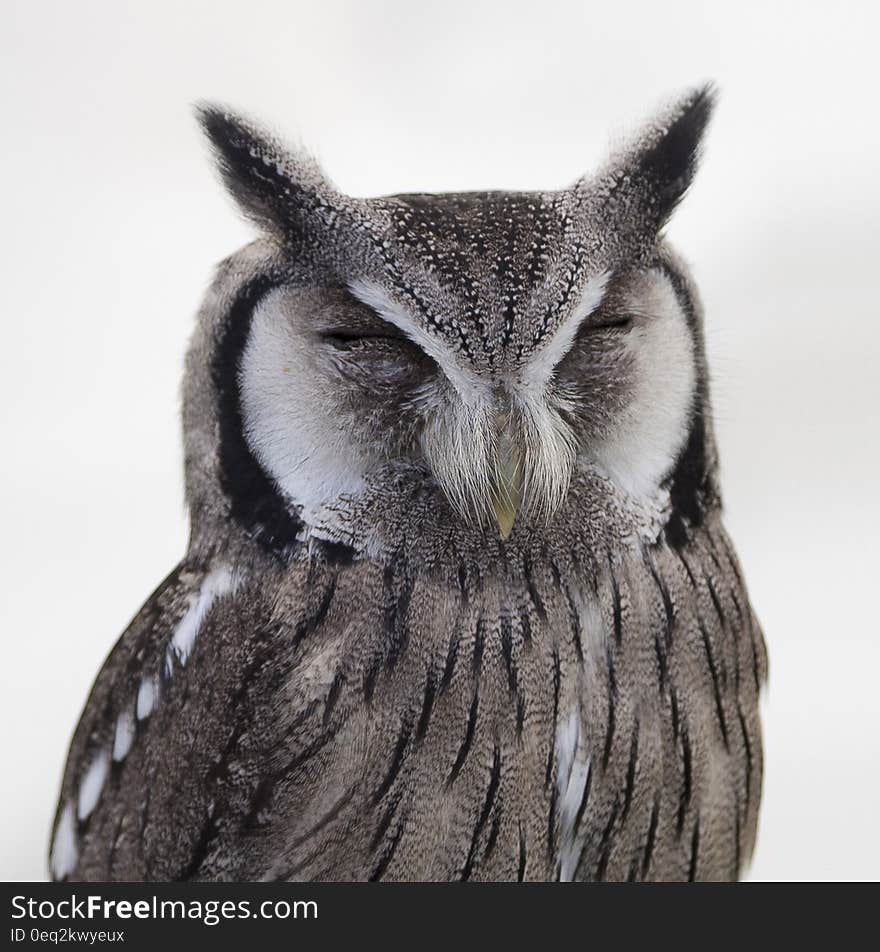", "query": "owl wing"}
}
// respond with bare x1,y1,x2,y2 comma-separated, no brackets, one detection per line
49,552,366,882
49,558,244,880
